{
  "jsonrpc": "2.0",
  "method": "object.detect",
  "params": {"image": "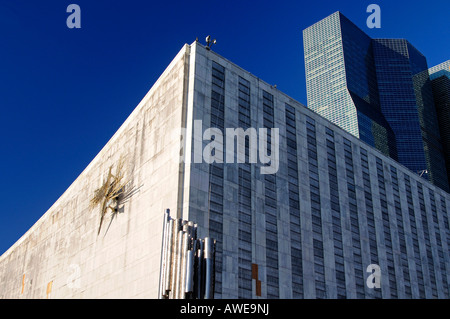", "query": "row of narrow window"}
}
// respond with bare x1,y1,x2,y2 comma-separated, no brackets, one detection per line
208,61,450,299
237,77,252,299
